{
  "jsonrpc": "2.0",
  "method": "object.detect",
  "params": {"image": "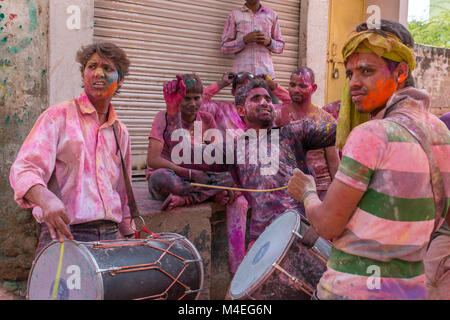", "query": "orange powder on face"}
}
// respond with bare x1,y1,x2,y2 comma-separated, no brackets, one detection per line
361,78,397,112
102,72,119,98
